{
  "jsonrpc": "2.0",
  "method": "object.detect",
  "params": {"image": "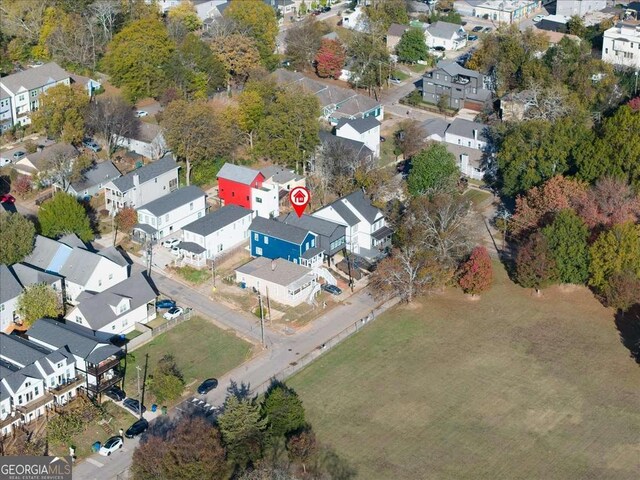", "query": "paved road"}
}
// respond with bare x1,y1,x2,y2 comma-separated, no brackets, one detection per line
74,267,382,480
